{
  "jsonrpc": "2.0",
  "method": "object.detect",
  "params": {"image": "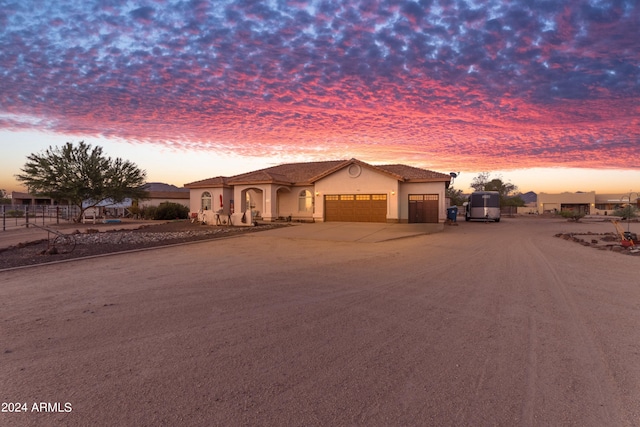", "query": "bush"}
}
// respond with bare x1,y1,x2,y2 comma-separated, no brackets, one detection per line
138,205,158,220
153,202,189,220
613,205,638,220
5,209,25,218
558,210,585,222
